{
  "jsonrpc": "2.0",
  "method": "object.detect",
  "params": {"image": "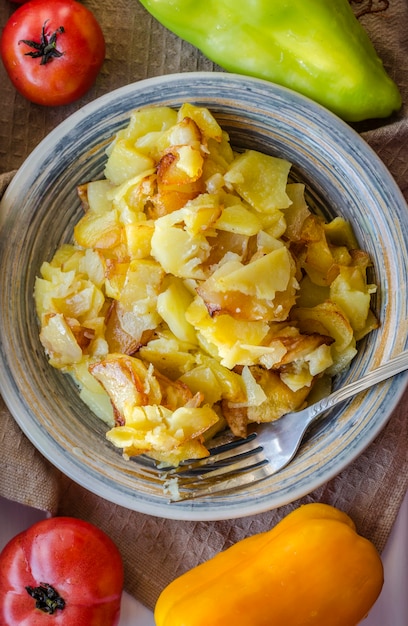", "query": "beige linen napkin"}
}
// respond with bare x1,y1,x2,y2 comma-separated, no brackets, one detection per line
1,0,408,611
